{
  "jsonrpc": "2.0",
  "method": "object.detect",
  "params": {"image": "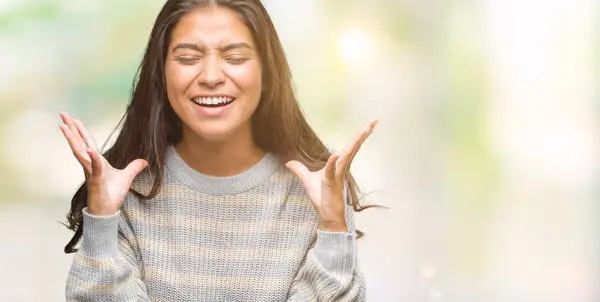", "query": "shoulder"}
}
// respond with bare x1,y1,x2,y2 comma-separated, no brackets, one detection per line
265,163,303,189
121,169,156,211
259,164,315,210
